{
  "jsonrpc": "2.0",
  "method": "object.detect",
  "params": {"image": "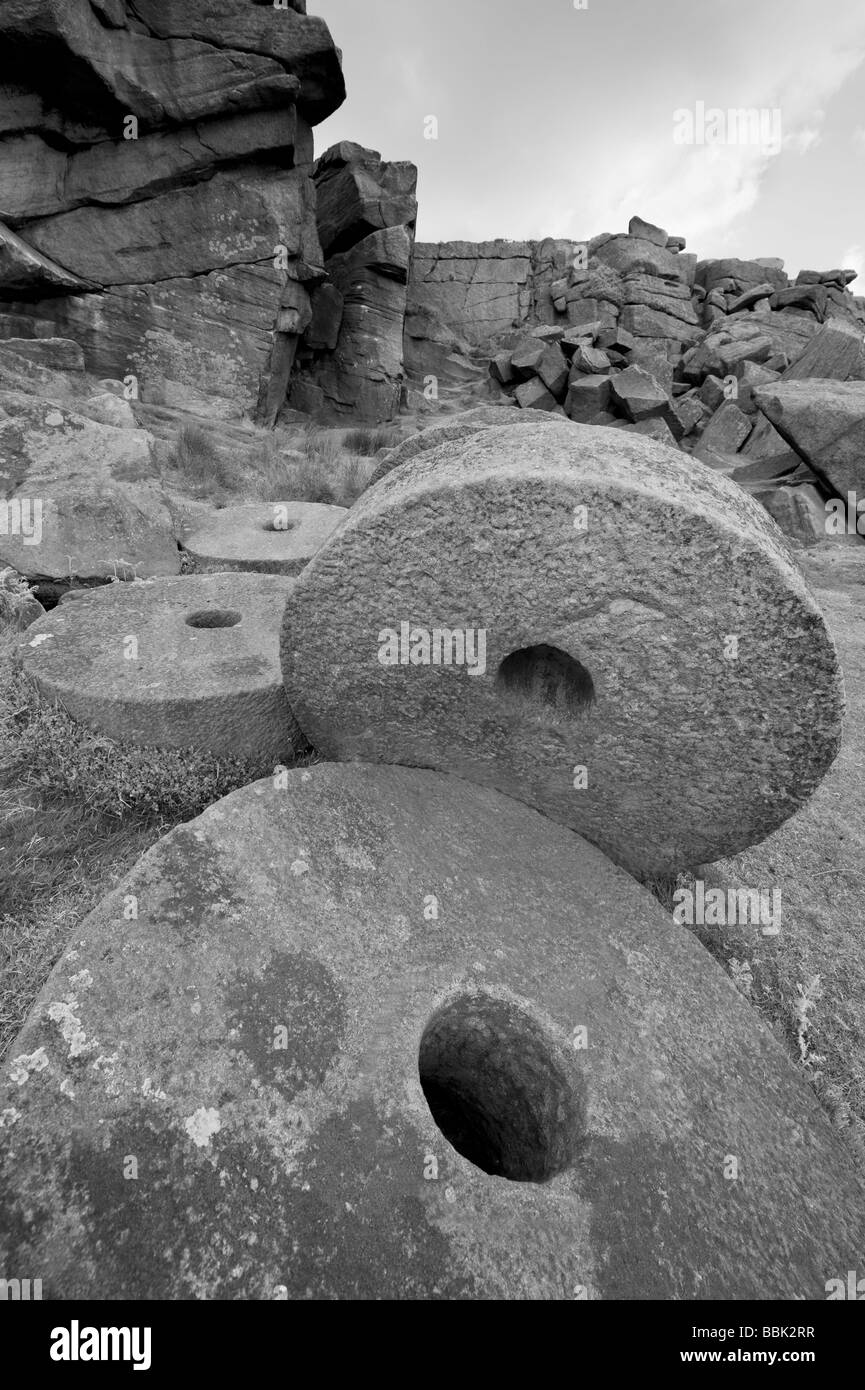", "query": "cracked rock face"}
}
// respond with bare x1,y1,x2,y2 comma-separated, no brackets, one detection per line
281,419,844,875
1,763,863,1300
0,0,345,419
